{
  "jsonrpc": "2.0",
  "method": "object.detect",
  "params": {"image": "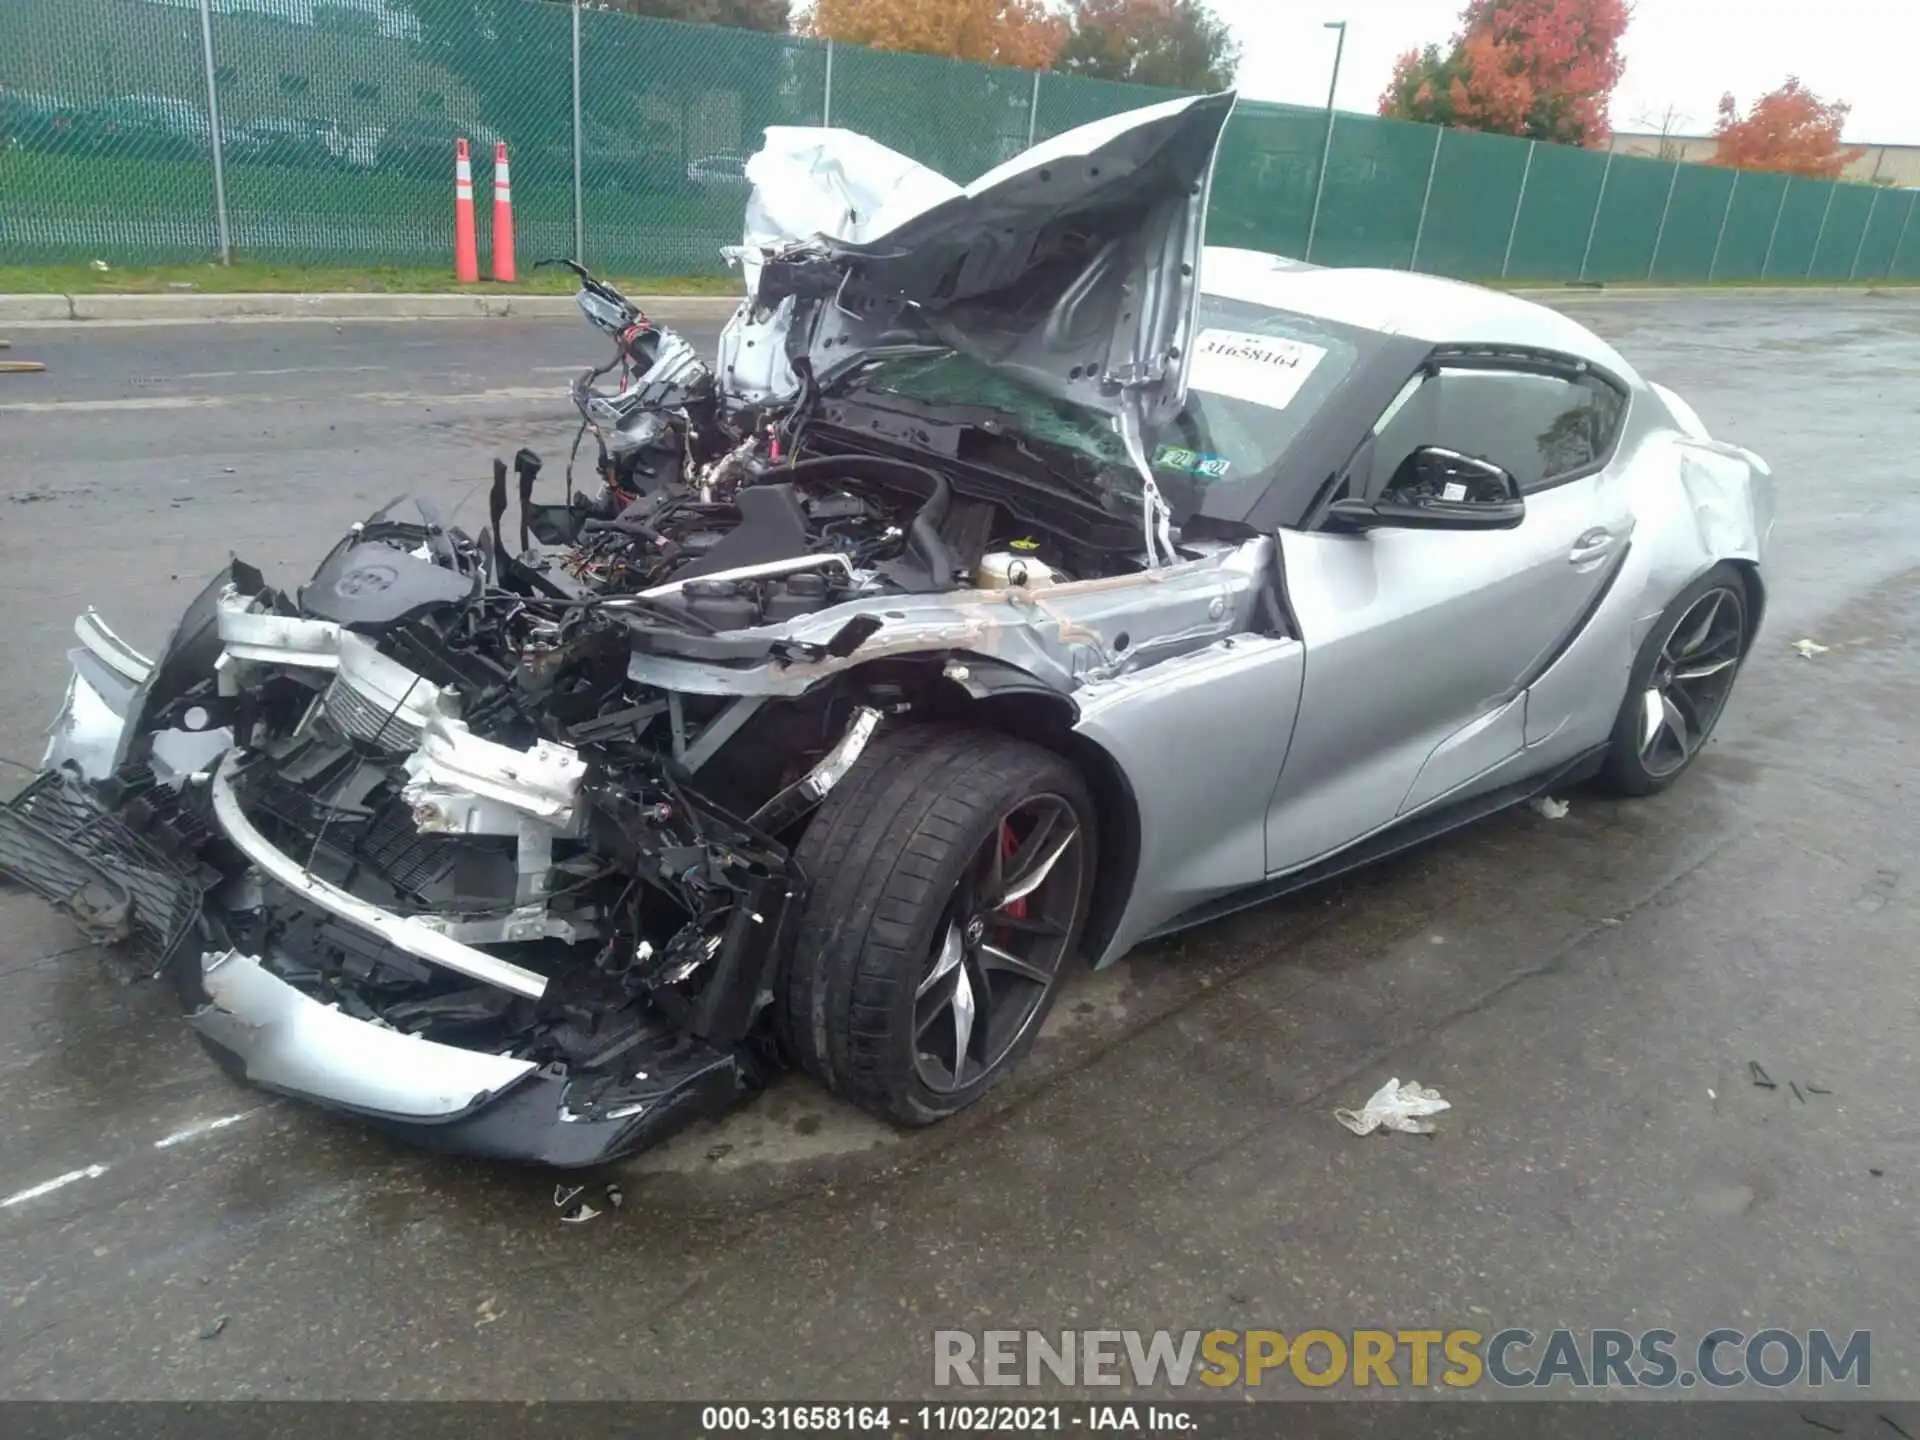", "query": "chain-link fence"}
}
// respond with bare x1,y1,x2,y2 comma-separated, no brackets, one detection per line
3,0,1917,282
